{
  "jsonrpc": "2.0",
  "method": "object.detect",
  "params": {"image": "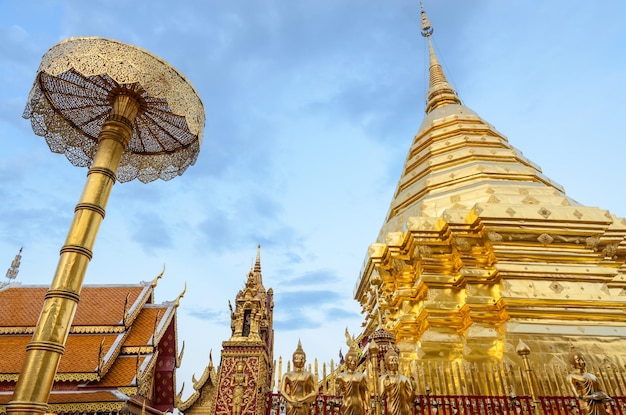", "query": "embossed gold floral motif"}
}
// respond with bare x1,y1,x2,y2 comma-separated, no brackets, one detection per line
23,37,205,183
